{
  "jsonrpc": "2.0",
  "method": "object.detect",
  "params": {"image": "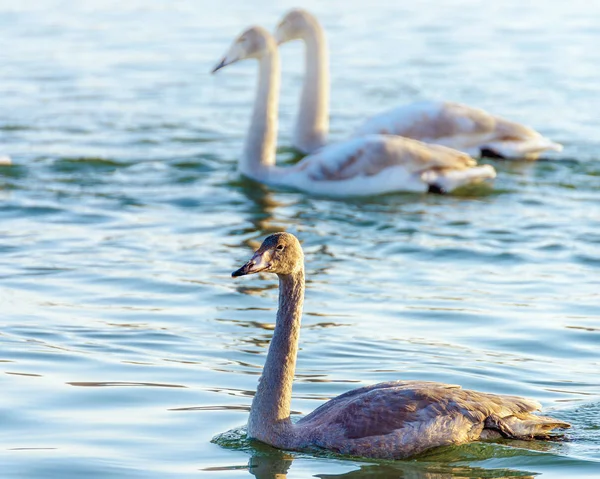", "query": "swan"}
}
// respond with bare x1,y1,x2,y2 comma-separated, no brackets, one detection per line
274,9,563,159
231,232,570,459
0,156,11,166
212,26,496,196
